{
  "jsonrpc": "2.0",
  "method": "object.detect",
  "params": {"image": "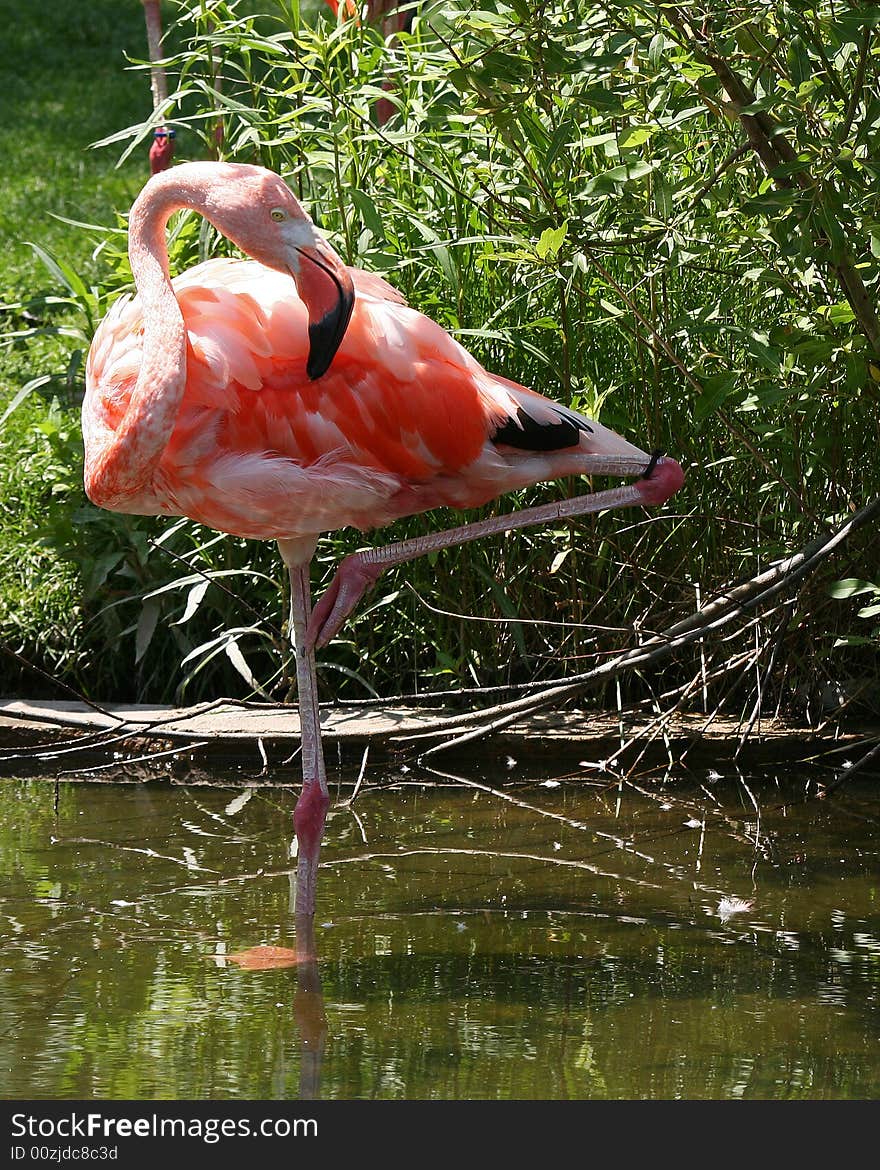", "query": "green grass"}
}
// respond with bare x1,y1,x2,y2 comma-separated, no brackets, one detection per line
0,0,150,693
0,2,150,290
